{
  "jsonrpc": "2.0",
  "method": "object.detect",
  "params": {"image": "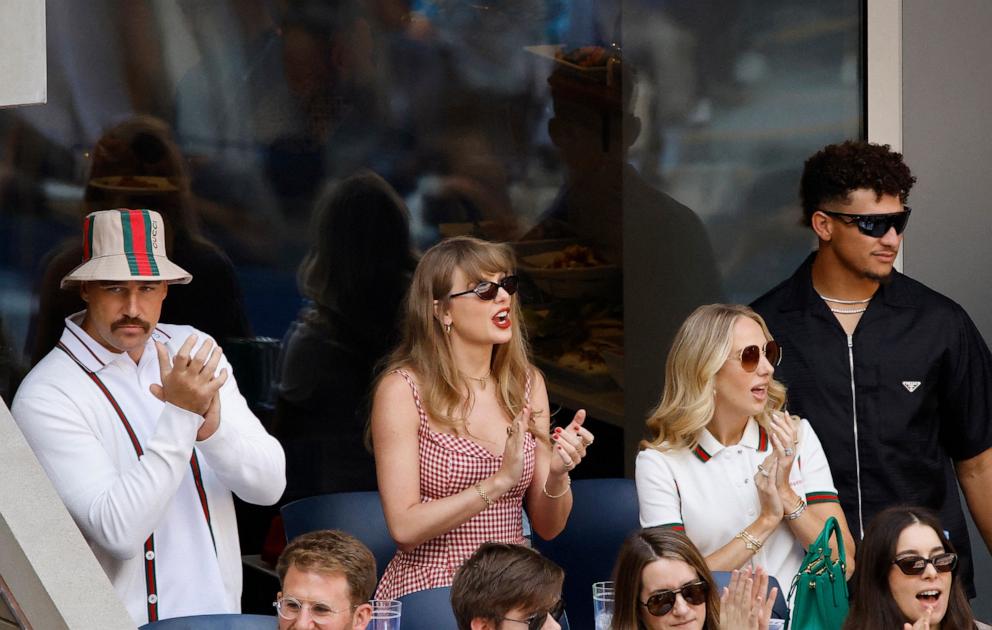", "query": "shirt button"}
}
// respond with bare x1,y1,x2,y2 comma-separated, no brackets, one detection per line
737,449,743,455
145,550,155,561
743,478,750,485
148,594,158,605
